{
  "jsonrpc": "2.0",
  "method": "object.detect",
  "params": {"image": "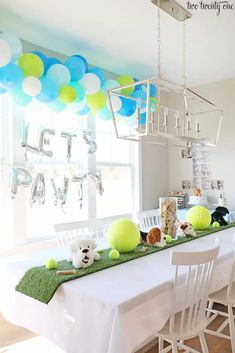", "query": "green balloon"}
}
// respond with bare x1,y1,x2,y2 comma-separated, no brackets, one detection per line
18,53,44,78
117,75,135,96
97,107,112,120
86,91,107,112
59,85,77,104
186,206,211,230
107,219,140,253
